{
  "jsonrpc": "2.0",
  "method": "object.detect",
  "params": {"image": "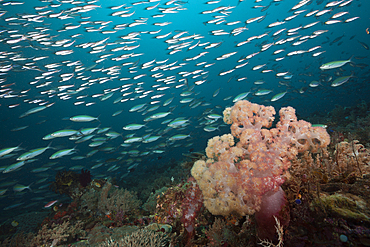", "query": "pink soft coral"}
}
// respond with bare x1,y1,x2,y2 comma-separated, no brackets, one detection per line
192,100,330,240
